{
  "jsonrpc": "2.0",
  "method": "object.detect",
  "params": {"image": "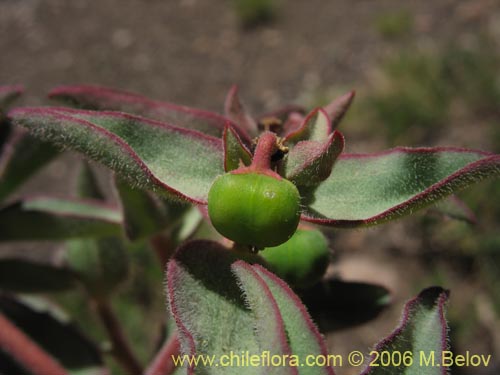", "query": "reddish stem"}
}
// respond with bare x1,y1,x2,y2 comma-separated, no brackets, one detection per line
144,333,181,375
0,313,68,375
94,299,143,375
250,131,278,171
233,131,282,179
